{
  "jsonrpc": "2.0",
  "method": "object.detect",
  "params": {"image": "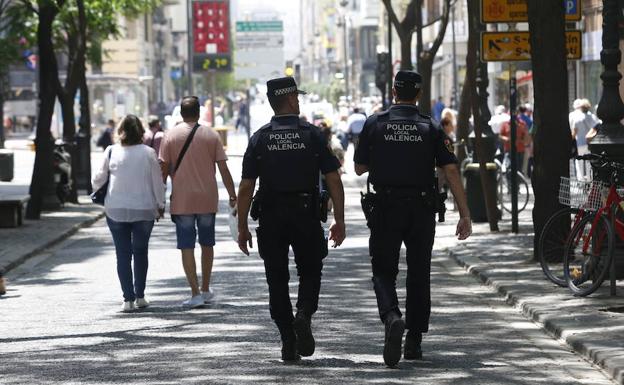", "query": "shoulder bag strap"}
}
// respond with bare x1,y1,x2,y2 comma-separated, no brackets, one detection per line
174,123,200,174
